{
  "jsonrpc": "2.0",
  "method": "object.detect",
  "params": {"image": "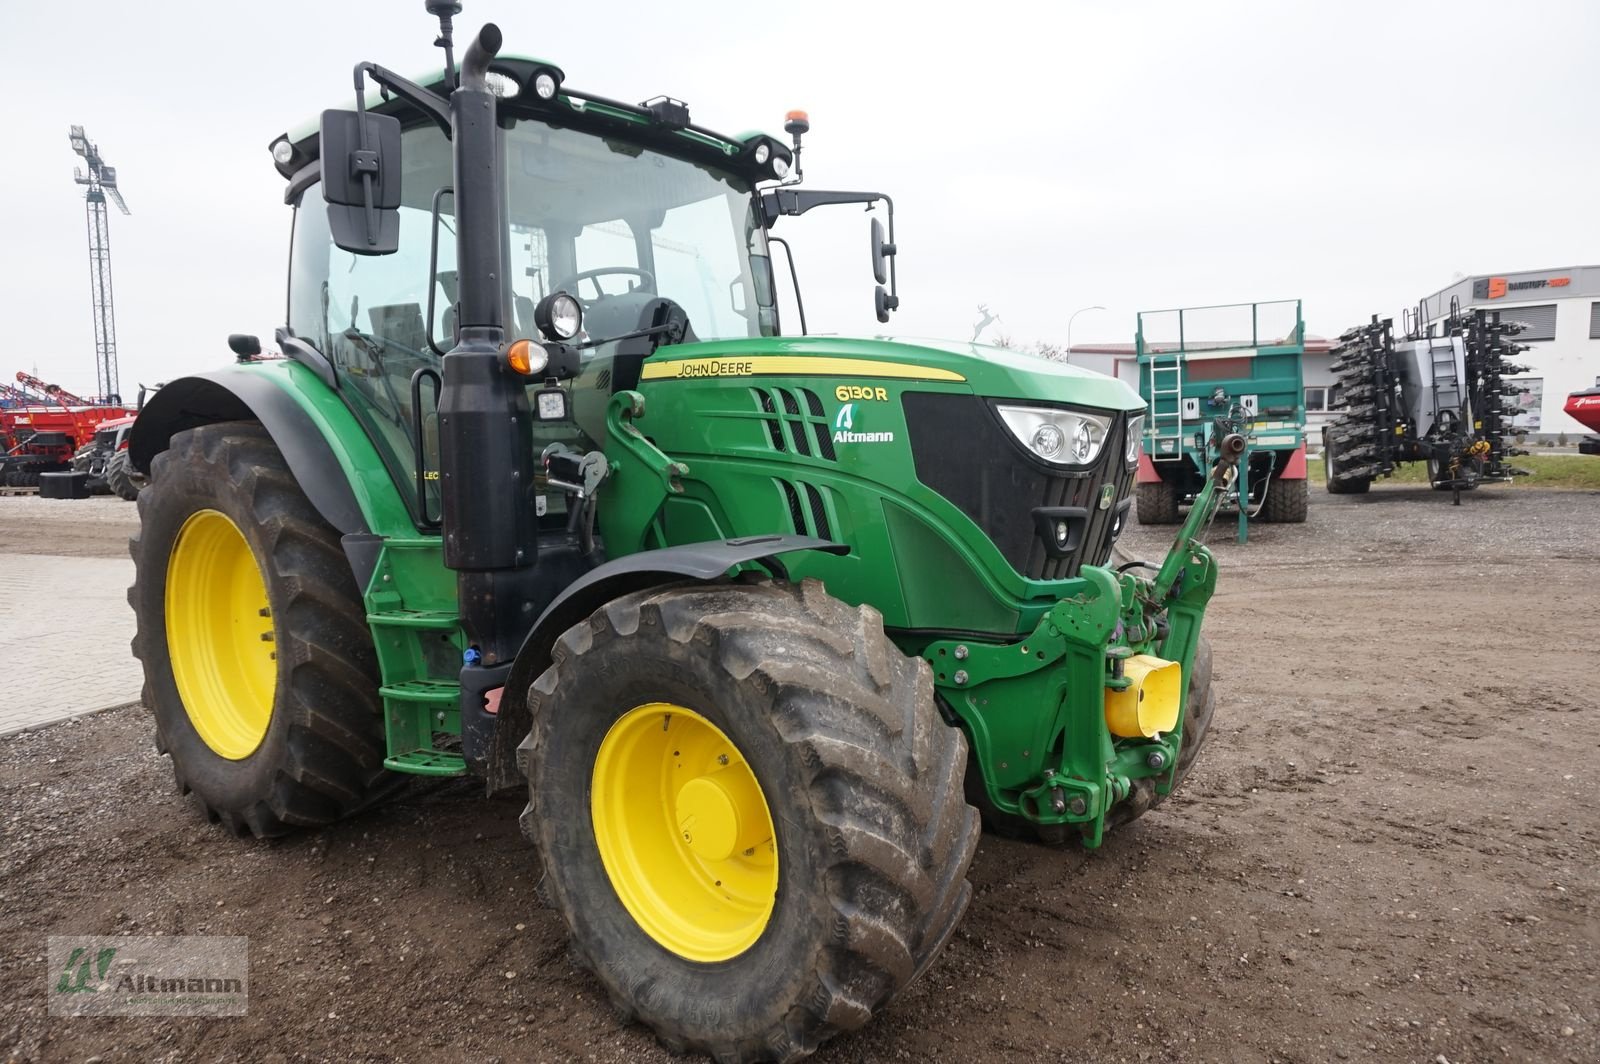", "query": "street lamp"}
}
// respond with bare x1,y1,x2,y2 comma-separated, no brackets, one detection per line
1067,305,1106,354
1068,305,1107,355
